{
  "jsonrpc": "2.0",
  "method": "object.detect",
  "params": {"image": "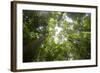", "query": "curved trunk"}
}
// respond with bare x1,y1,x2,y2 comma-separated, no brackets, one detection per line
23,35,45,62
